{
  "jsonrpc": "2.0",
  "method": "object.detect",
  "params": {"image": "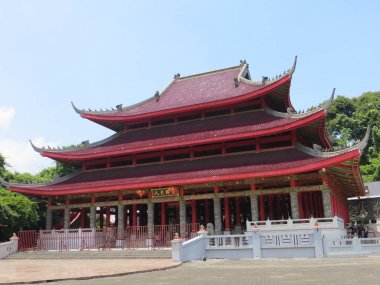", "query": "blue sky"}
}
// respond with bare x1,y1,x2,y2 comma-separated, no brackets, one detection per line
0,0,379,173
